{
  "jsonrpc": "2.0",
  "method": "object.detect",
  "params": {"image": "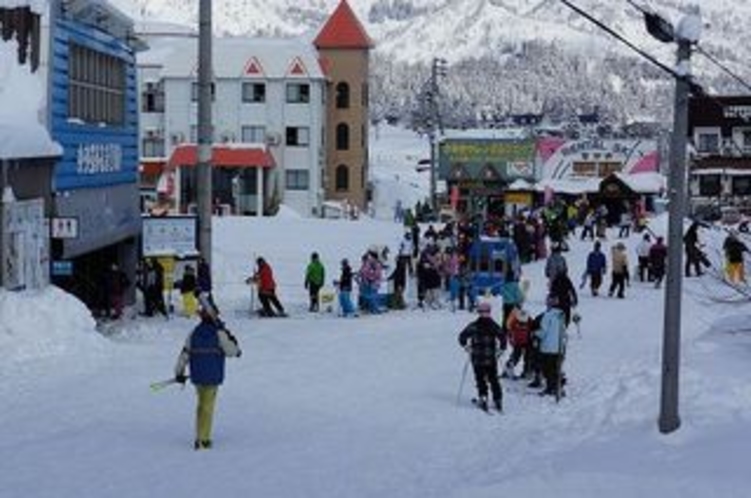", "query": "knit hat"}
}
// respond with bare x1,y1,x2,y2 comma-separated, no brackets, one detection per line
477,301,492,315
